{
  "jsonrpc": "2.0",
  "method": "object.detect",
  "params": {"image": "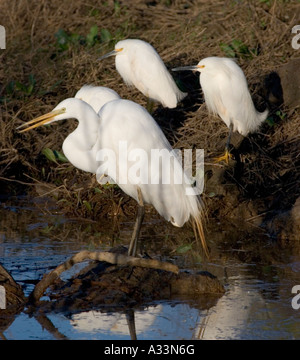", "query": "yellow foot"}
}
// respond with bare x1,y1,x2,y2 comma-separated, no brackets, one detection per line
213,149,233,164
